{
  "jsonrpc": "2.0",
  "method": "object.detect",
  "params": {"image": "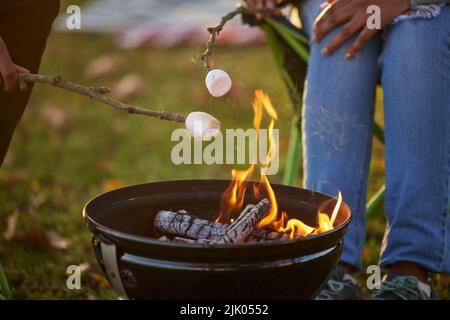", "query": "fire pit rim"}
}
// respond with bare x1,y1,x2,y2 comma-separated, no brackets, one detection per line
83,179,352,249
